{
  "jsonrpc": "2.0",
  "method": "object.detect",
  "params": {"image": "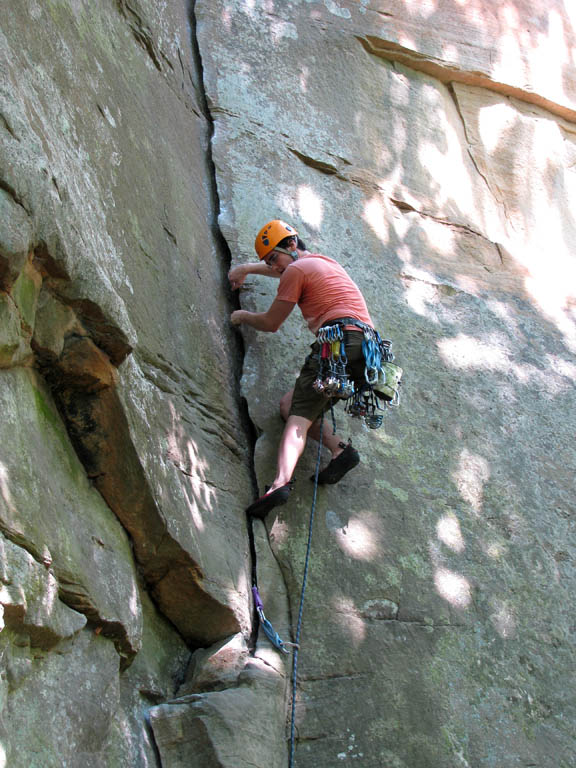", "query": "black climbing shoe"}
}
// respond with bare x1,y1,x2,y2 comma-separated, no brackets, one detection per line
246,483,292,519
312,442,360,485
